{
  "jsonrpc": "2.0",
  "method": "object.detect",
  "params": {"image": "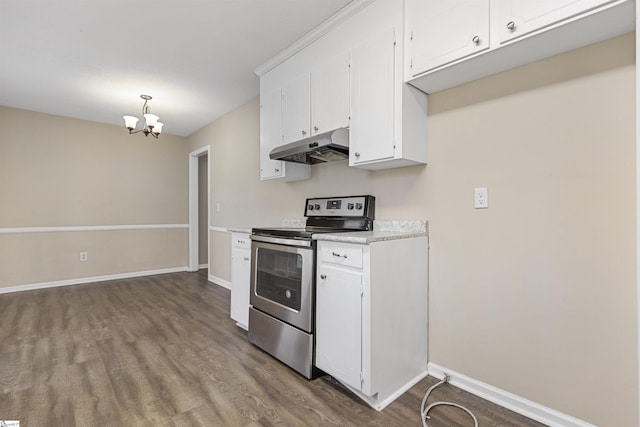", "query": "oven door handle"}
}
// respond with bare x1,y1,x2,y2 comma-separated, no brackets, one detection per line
251,234,312,247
